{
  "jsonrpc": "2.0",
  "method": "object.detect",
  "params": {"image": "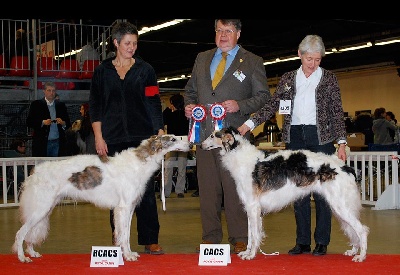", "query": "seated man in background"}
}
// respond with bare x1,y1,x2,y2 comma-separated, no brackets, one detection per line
4,138,27,193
